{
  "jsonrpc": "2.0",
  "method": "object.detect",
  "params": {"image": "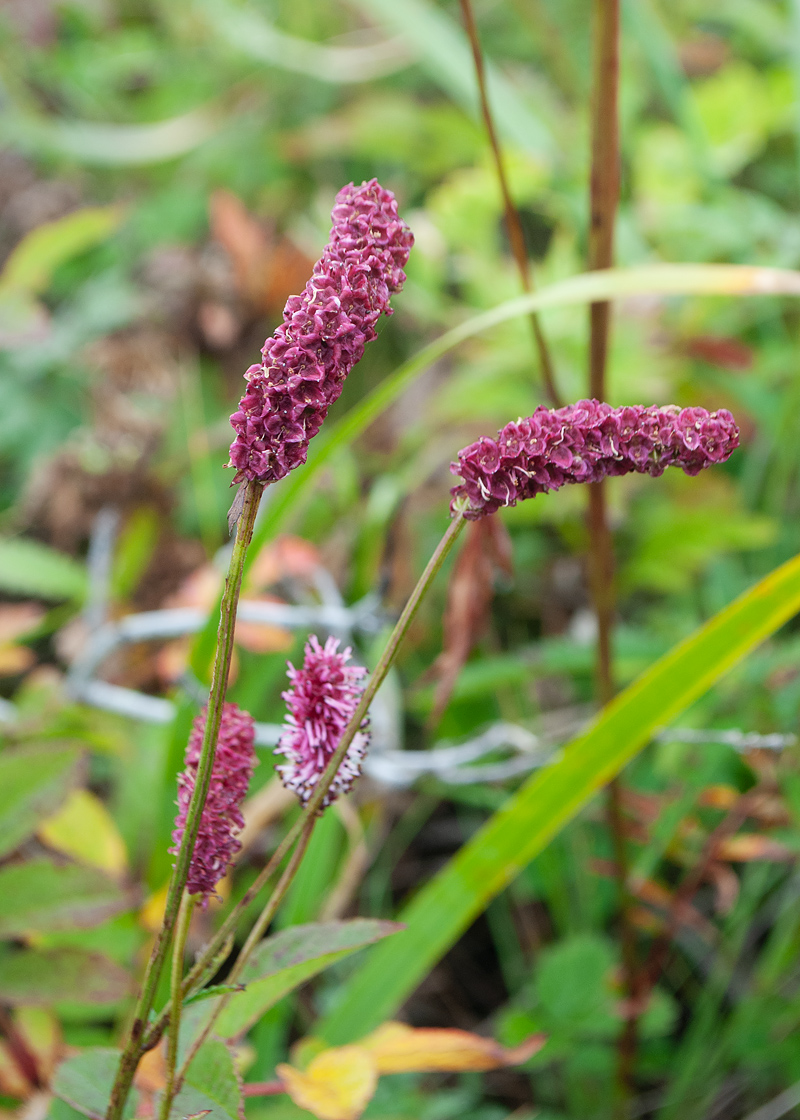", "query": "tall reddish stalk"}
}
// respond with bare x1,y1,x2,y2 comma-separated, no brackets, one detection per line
585,0,640,1099
459,0,561,407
